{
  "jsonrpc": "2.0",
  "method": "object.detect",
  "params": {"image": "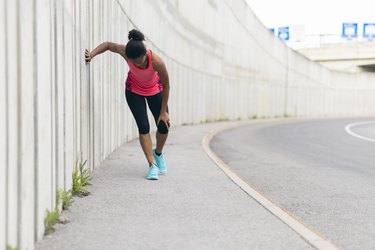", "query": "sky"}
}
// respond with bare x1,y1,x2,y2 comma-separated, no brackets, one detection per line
245,0,375,36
